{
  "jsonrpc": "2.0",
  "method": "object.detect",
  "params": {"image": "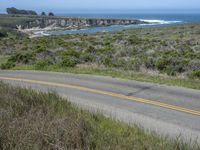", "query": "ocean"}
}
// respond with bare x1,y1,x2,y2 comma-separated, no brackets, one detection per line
45,13,200,35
